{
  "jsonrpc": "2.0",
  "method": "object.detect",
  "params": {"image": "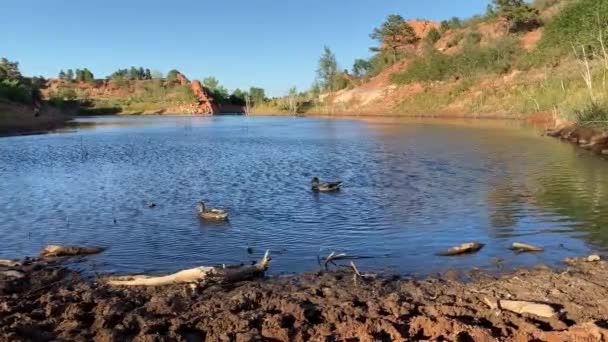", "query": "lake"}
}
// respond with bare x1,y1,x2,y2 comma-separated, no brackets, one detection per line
1,115,607,276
